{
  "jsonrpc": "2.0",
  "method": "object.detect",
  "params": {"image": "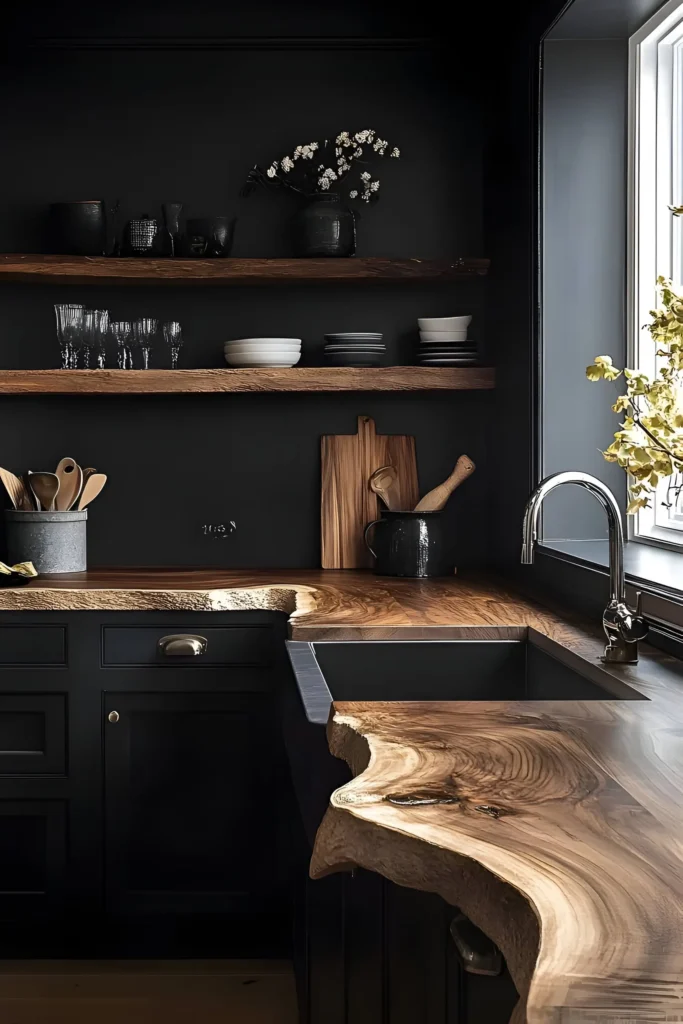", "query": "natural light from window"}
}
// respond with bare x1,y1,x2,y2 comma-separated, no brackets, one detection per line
630,0,683,547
